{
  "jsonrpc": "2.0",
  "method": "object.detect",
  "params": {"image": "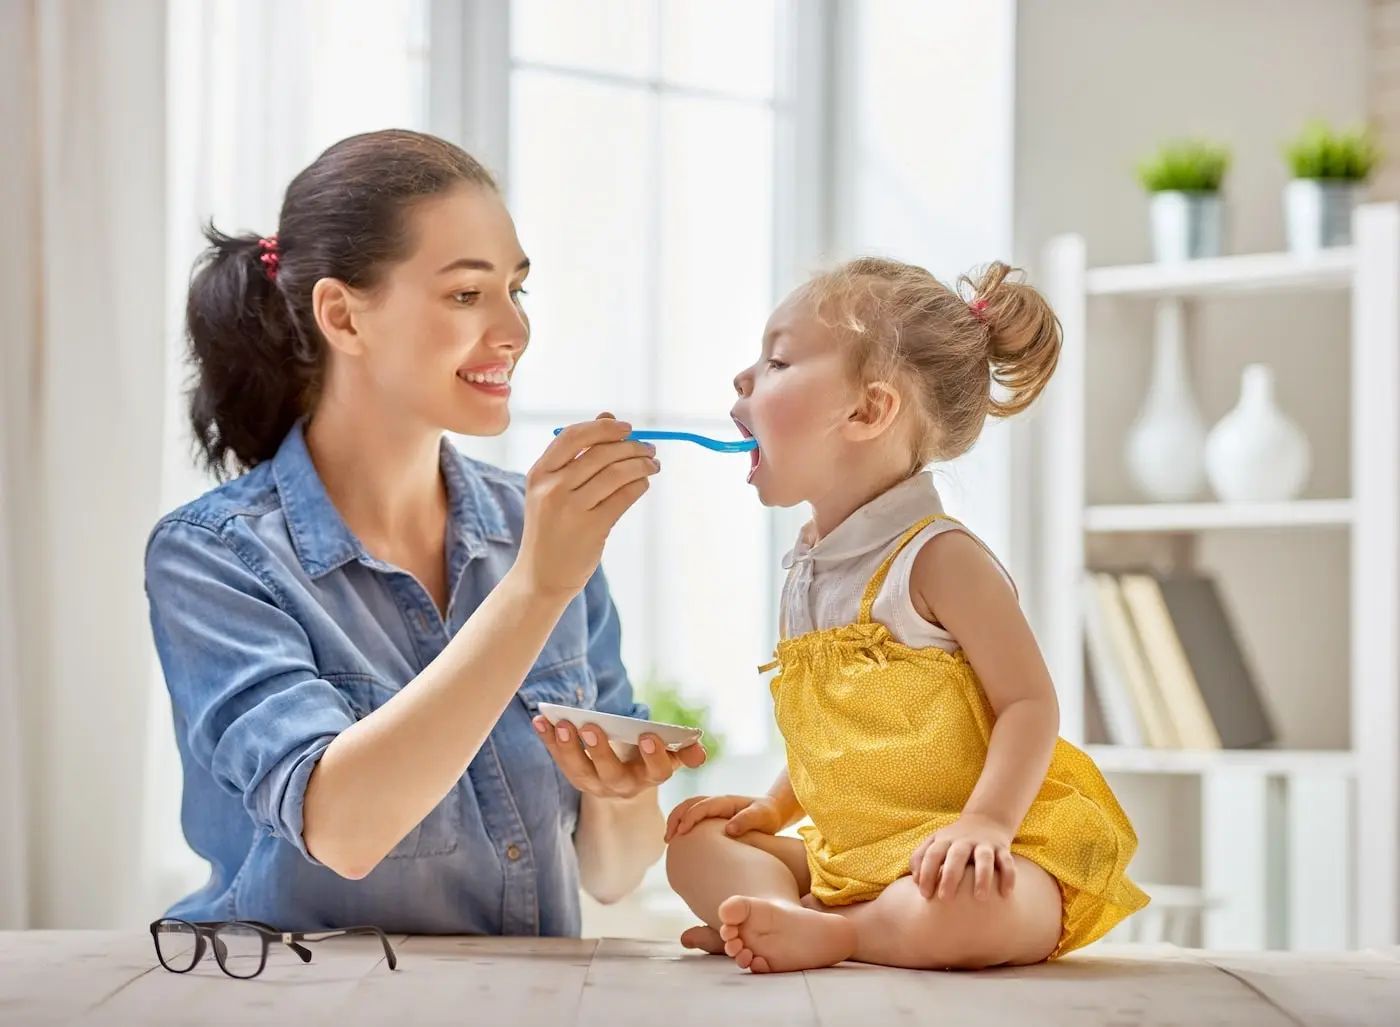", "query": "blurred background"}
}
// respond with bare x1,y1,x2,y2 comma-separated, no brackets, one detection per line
2,0,1397,955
